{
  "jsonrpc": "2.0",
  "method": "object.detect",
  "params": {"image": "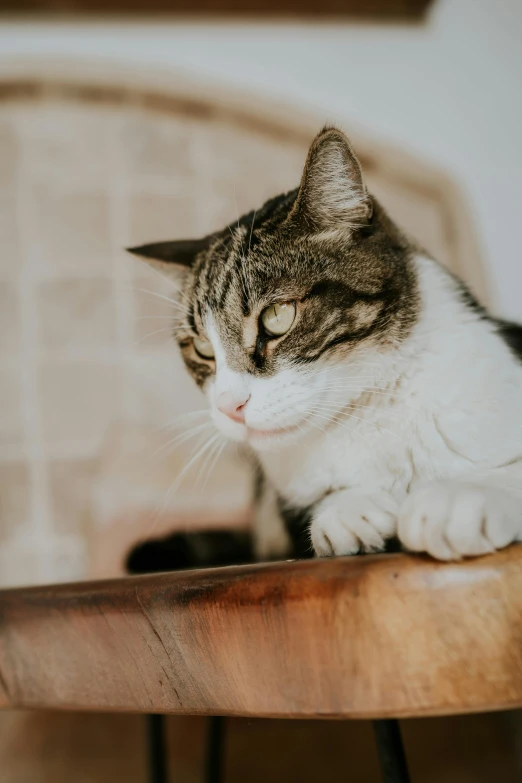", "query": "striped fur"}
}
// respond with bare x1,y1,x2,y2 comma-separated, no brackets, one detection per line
130,127,420,390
